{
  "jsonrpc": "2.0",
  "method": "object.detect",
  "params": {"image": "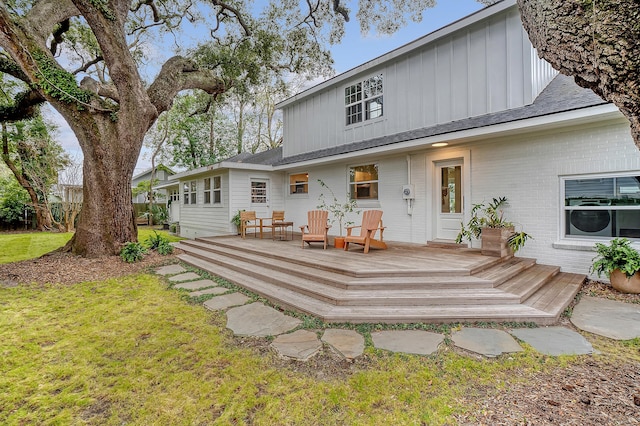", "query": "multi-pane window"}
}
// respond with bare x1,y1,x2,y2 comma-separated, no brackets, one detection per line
251,181,267,203
169,189,180,202
289,173,309,194
345,74,383,126
183,180,196,205
204,177,222,204
349,164,379,200
563,173,640,239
